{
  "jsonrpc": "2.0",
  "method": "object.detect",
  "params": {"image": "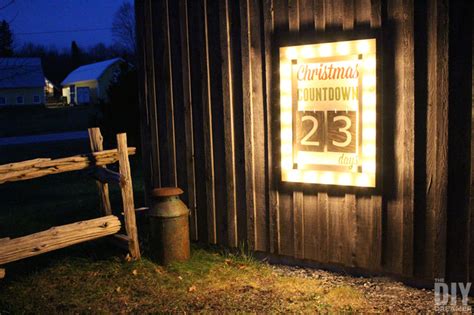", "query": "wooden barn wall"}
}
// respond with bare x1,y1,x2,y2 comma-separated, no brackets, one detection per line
471,15,474,285
135,0,472,282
